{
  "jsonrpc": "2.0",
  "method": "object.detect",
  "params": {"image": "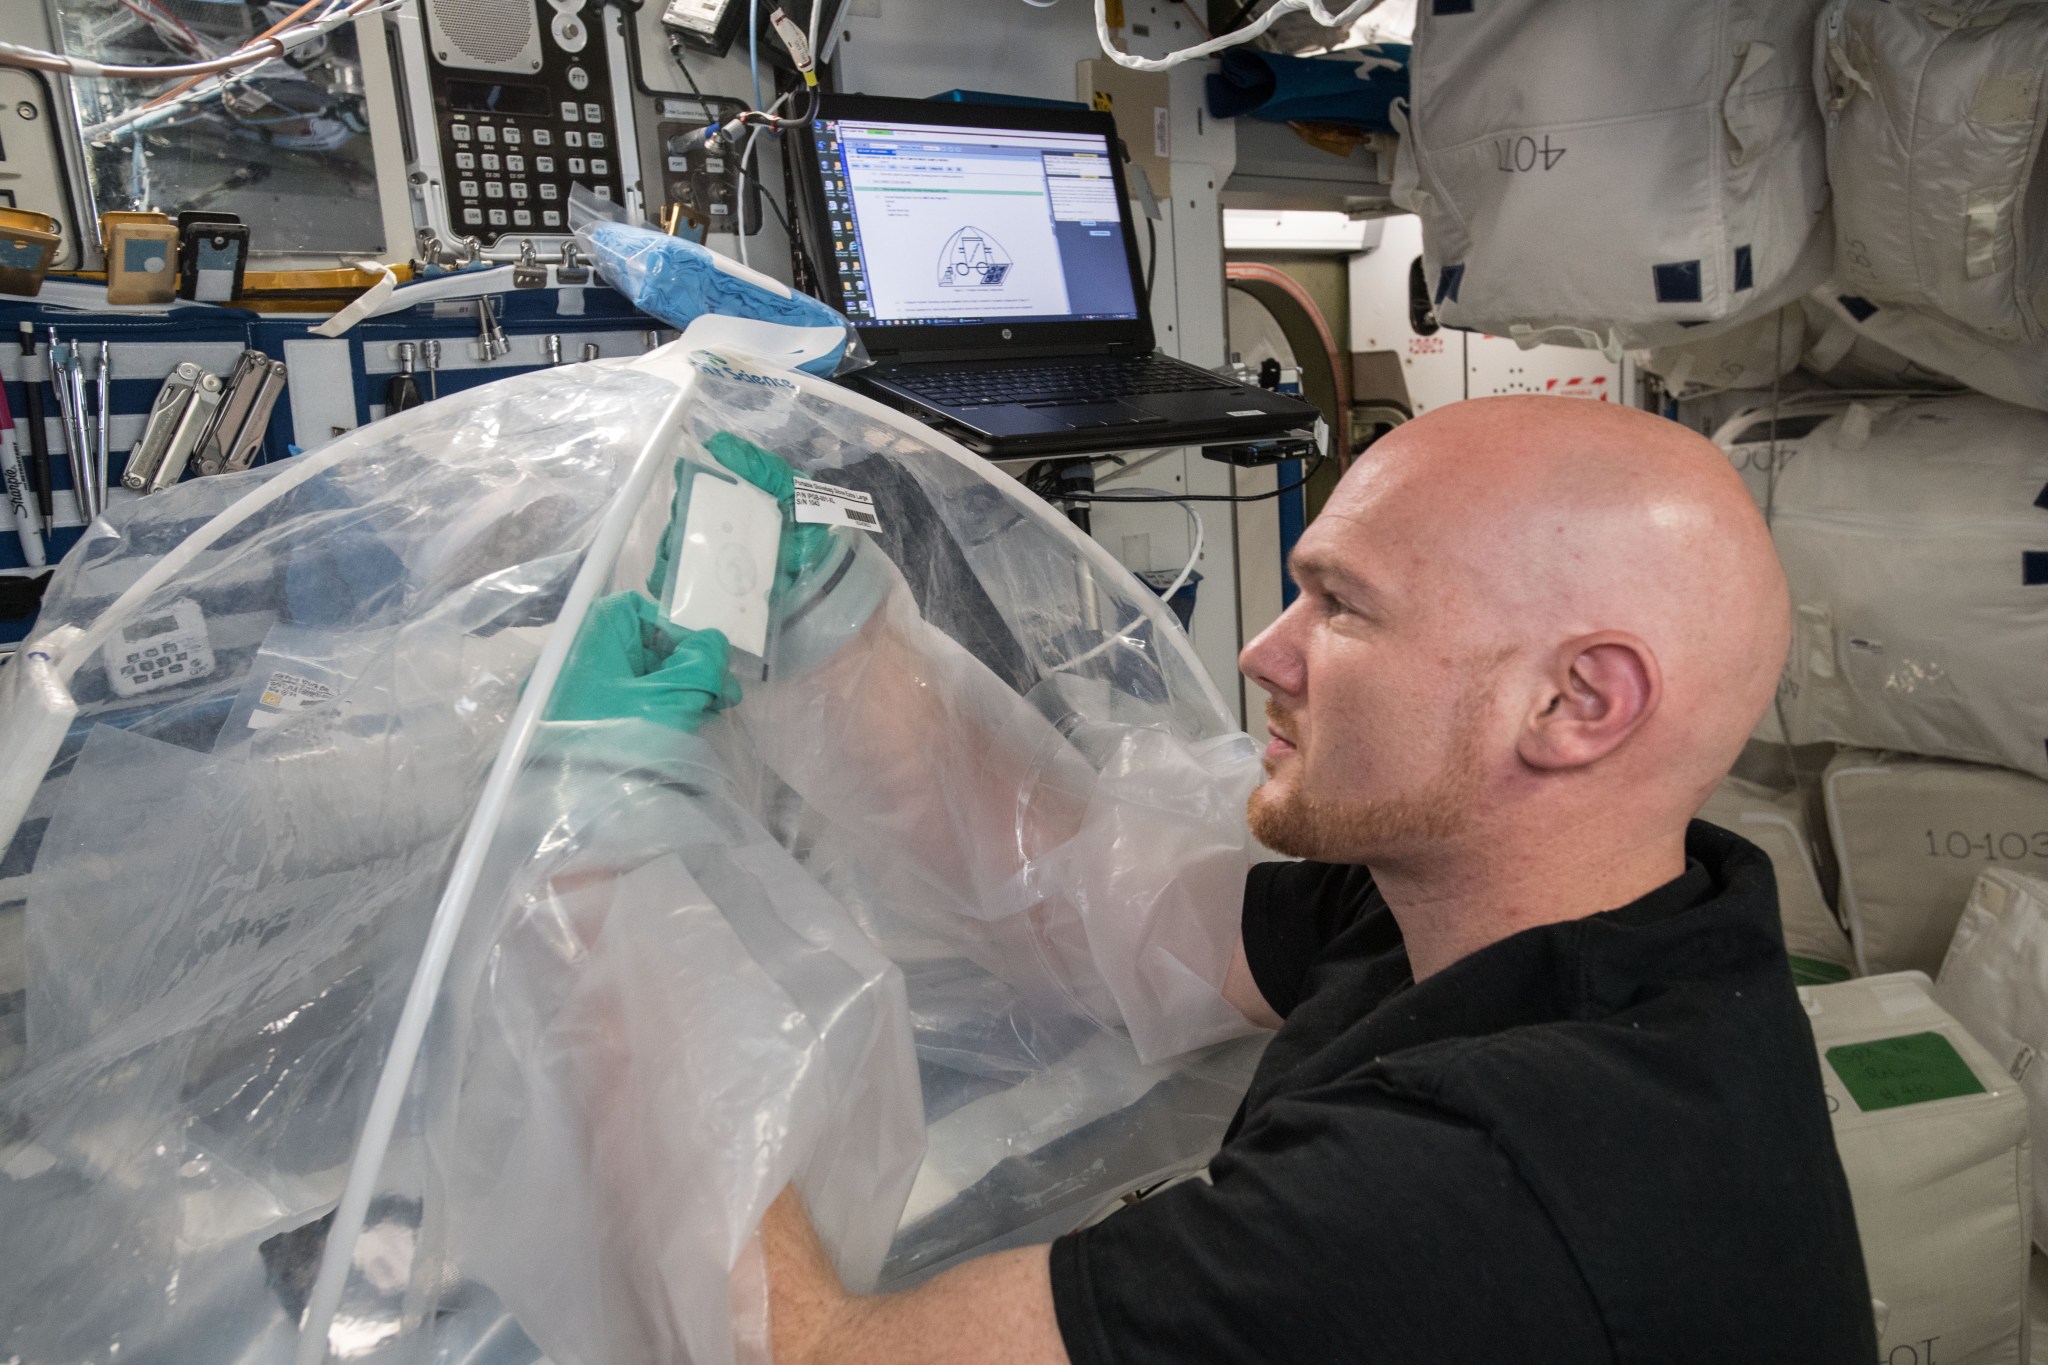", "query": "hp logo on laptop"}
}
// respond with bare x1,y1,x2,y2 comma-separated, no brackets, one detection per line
1002,328,1012,339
